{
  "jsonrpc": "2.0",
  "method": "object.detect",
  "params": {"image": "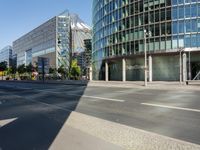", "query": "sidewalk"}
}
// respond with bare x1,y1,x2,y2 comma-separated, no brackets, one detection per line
1,80,200,90
88,80,200,90
62,111,200,150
